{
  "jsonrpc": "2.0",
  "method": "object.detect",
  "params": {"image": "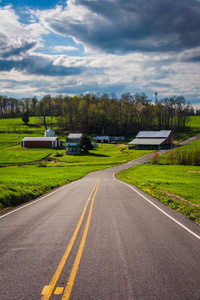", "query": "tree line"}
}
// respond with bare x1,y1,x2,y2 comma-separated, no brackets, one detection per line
0,93,196,136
